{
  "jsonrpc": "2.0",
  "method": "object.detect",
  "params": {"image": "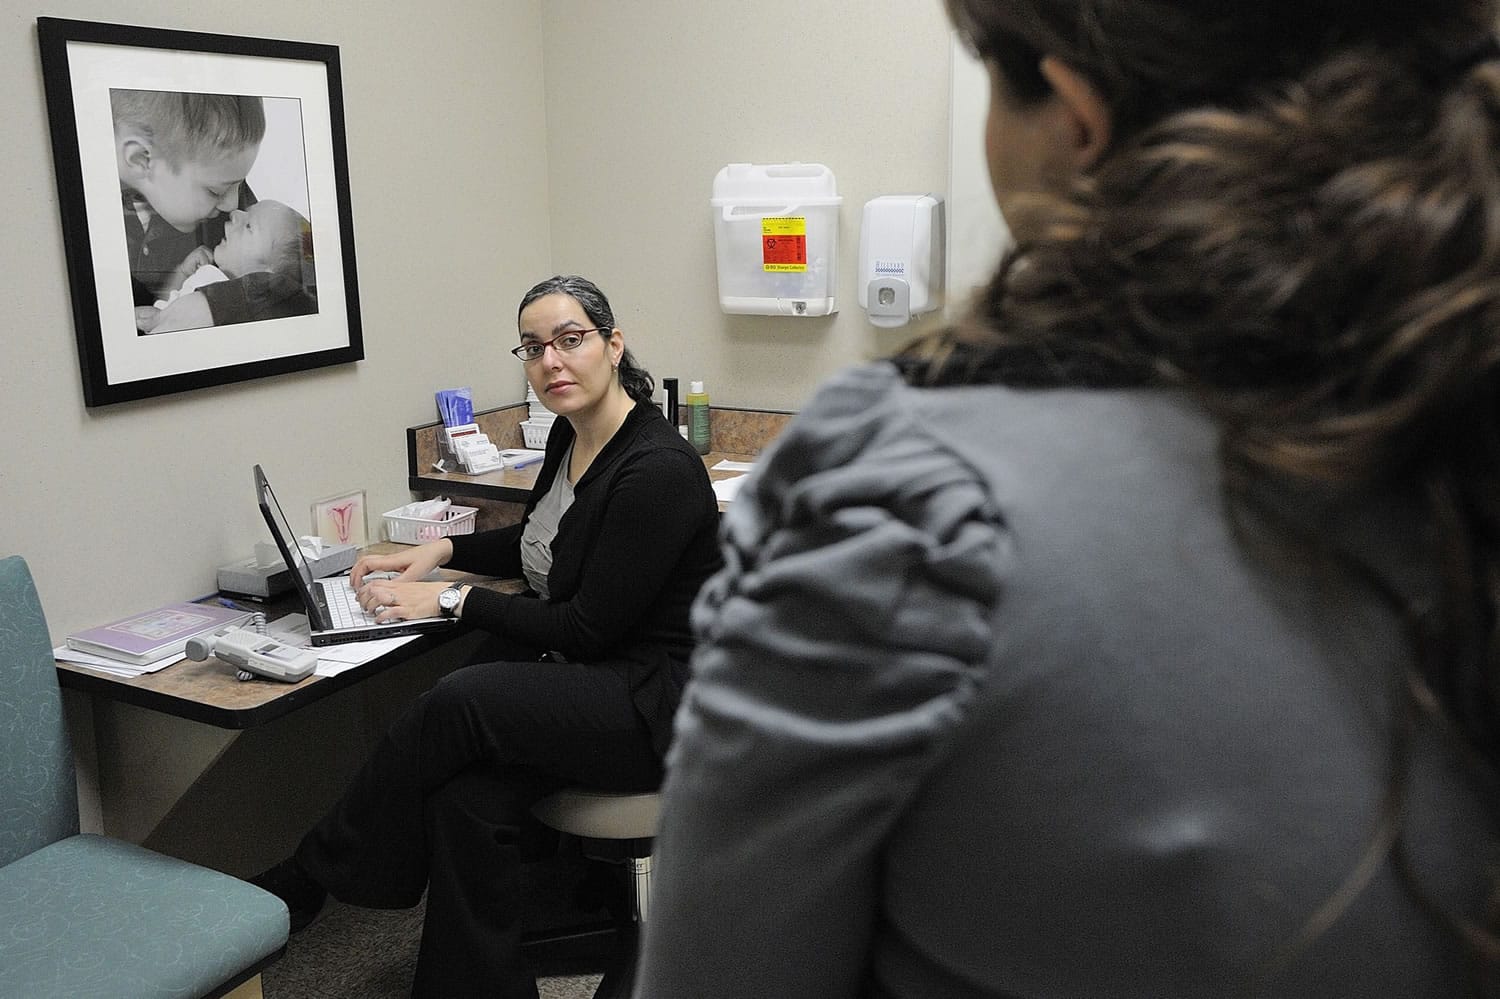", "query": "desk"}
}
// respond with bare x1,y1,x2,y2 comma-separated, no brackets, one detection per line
405,404,790,503
55,544,517,730
56,547,523,862
410,450,756,512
